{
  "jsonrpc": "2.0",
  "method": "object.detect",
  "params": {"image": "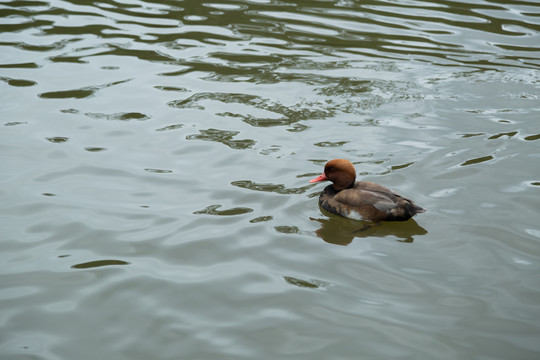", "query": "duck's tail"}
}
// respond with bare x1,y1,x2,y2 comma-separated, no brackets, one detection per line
388,201,425,221
413,204,426,214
